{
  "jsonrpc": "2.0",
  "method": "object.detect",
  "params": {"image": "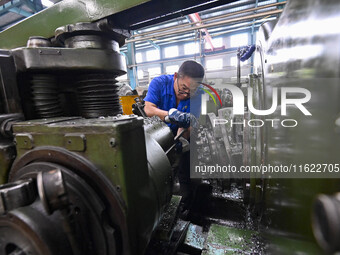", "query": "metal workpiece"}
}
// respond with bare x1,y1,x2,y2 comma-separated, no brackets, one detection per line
145,131,173,217
143,116,174,152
